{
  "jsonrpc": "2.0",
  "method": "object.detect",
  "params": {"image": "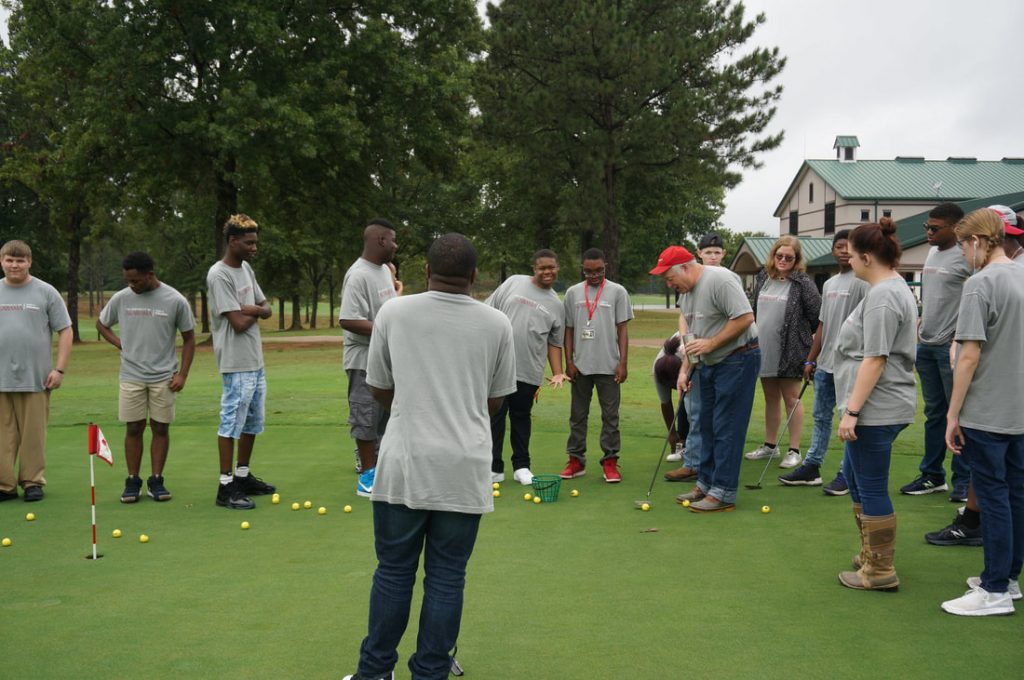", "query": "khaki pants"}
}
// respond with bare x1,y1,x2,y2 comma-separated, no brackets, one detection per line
0,391,50,492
